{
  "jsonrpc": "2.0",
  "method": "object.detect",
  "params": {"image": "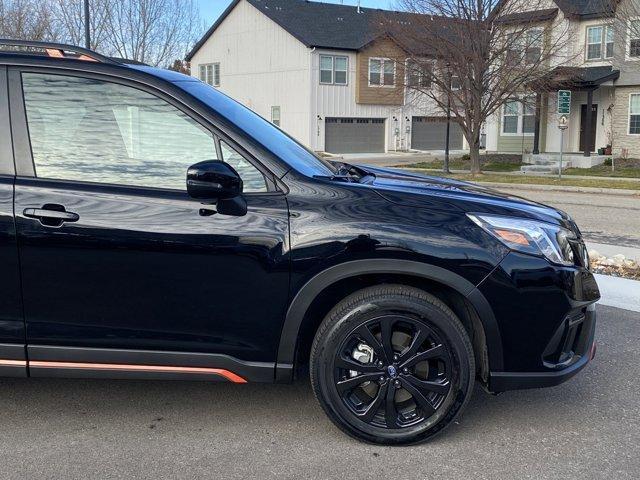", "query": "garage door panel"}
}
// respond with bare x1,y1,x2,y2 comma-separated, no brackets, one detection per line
325,118,385,154
411,117,463,150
